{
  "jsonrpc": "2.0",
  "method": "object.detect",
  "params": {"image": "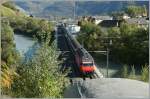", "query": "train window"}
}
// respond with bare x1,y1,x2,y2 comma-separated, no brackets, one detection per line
82,63,93,66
